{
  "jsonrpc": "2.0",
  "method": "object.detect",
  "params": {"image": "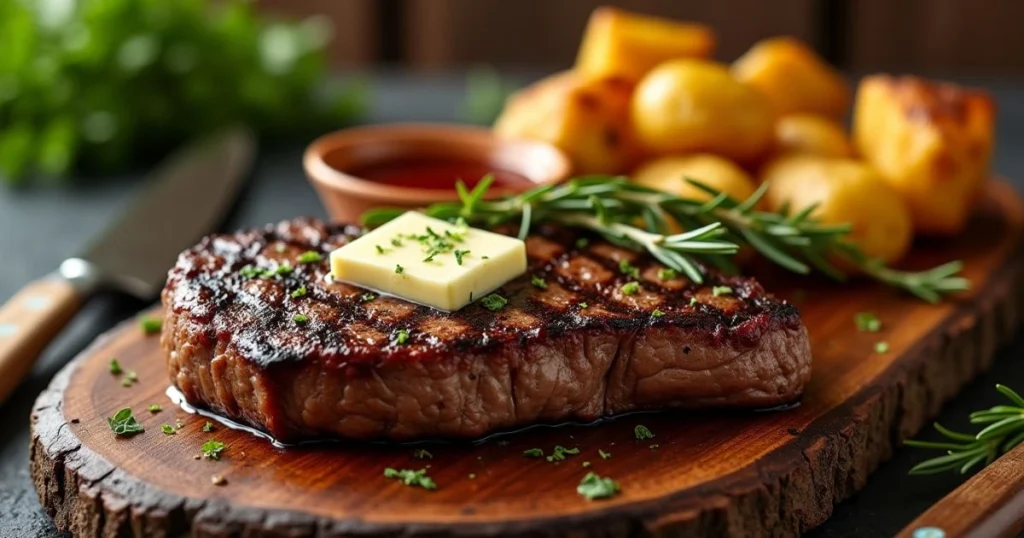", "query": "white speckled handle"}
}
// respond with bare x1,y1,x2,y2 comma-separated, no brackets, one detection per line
0,277,81,405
